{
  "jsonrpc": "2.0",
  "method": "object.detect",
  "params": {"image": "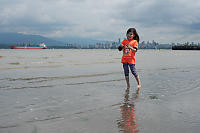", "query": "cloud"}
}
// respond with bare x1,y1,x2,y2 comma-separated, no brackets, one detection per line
115,0,200,43
0,0,200,43
118,0,200,26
